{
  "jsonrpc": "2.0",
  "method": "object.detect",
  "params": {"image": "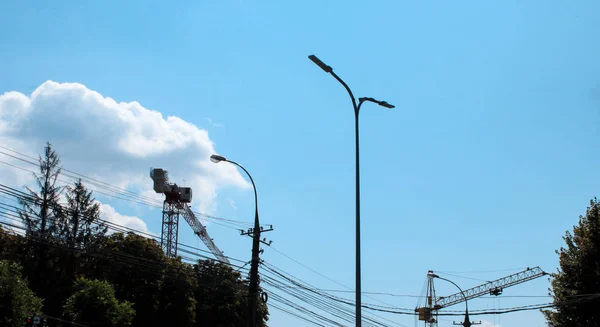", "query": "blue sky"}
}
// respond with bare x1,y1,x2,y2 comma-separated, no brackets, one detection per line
1,1,599,326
